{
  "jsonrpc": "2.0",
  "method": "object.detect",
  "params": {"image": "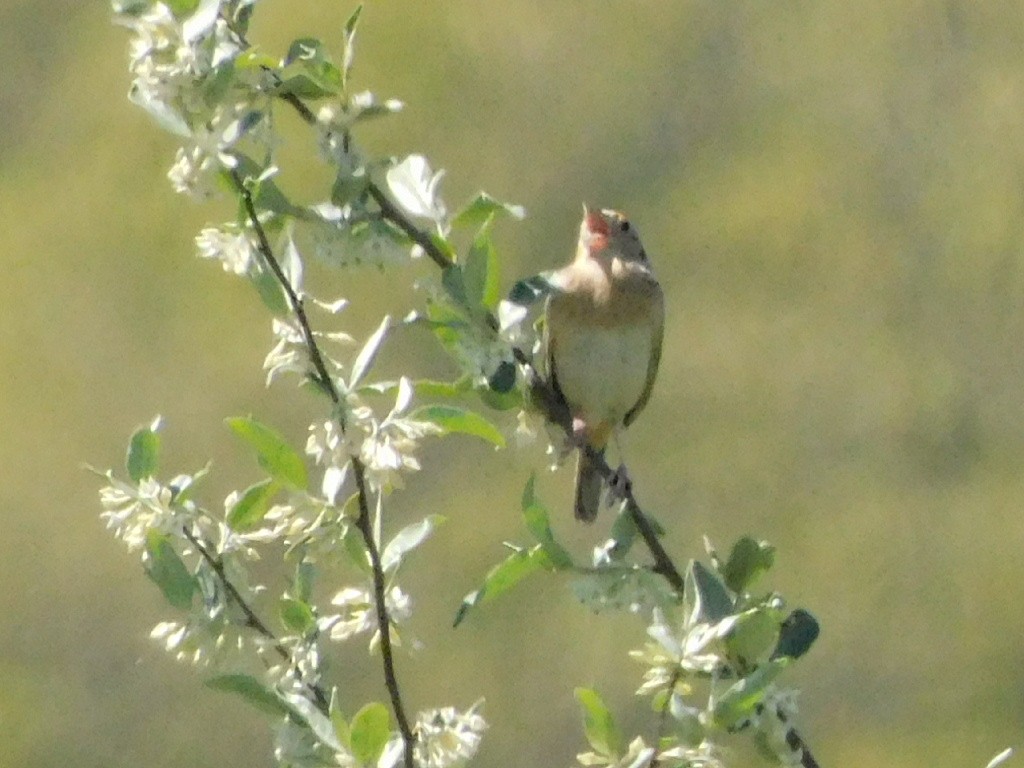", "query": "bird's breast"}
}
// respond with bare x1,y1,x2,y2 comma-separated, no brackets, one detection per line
552,321,654,428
